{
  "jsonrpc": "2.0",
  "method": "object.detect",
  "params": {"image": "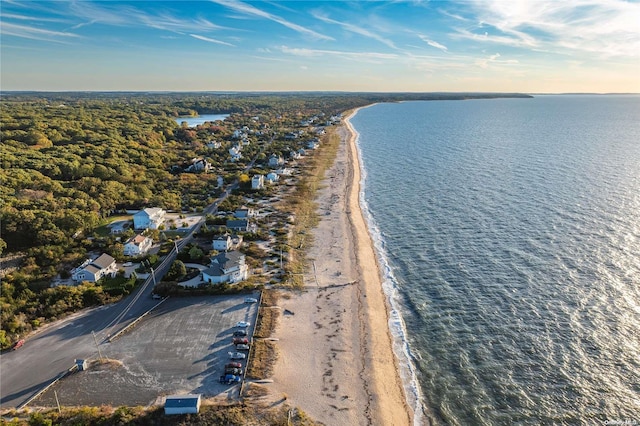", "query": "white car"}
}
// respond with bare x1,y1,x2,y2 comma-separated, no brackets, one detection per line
229,352,246,360
122,262,133,267
236,321,250,328
244,297,258,304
